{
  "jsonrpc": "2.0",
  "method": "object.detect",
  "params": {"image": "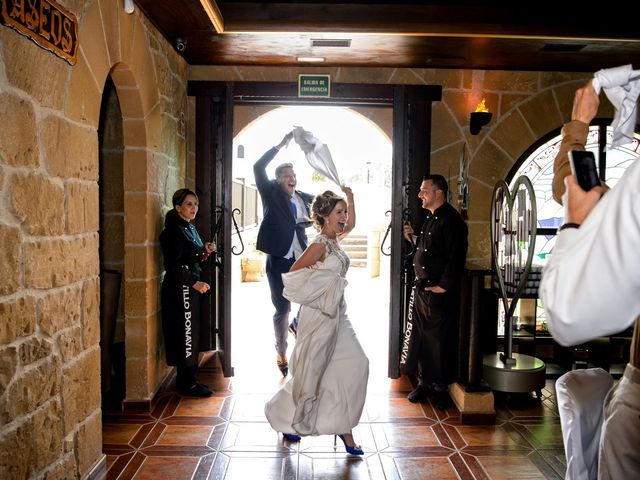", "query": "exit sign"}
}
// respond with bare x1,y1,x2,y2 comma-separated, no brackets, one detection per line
298,75,330,98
